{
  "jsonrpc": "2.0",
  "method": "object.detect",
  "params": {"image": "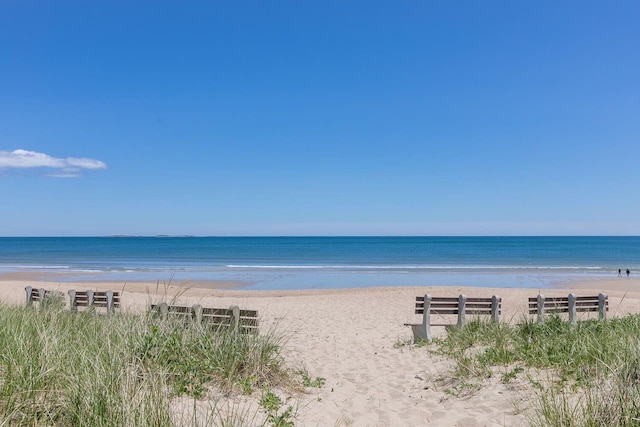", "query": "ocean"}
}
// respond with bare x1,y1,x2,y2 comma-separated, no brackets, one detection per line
0,236,638,290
